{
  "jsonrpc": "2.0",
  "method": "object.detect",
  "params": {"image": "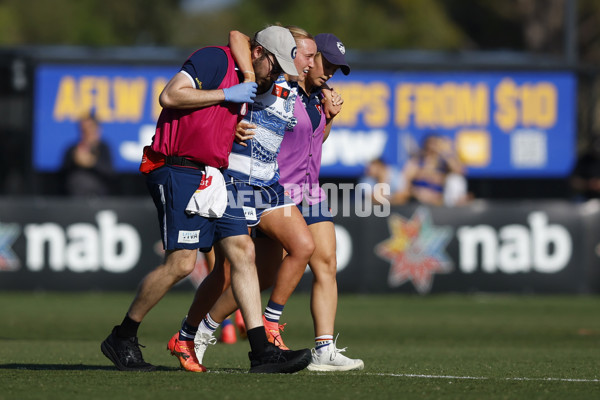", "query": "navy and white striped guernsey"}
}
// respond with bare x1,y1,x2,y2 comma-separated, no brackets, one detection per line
227,75,298,187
